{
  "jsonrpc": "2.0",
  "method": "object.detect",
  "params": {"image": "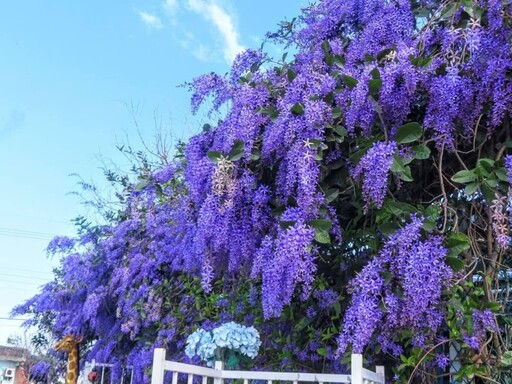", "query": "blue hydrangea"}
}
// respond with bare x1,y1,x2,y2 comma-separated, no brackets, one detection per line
185,322,261,366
